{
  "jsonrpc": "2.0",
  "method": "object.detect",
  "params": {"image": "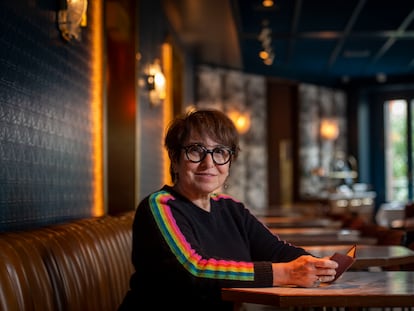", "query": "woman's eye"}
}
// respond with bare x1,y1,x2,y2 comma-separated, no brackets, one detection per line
189,146,203,153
